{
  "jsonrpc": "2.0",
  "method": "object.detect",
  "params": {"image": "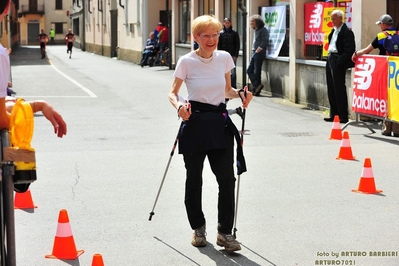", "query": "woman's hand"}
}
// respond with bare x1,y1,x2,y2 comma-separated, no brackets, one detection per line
239,86,253,109
177,103,191,121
